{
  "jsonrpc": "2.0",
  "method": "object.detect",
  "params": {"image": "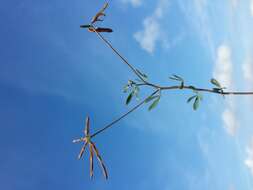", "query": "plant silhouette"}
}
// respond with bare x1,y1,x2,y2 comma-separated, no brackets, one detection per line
75,2,253,179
